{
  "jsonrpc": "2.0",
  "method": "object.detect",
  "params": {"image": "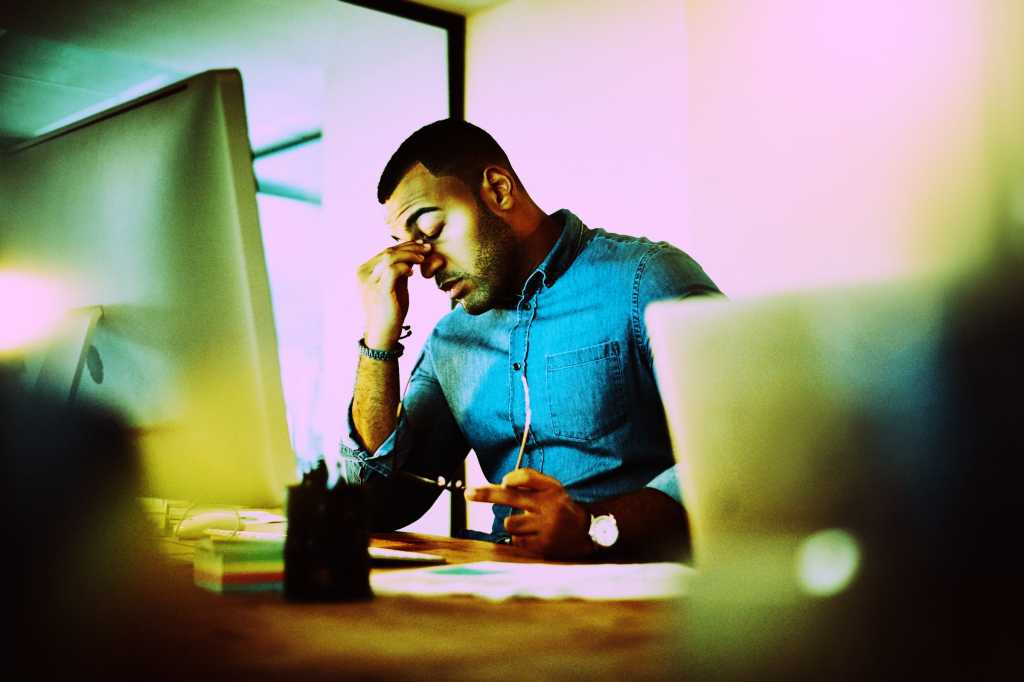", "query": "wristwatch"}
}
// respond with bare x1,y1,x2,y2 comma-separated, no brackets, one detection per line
588,513,619,549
